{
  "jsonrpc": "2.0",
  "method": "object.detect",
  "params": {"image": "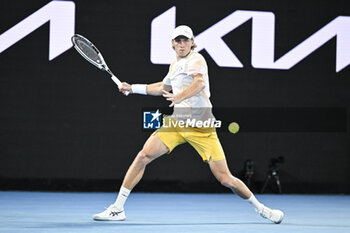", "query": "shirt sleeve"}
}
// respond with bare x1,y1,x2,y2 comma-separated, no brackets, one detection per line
162,72,171,85
162,62,174,85
187,56,206,76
